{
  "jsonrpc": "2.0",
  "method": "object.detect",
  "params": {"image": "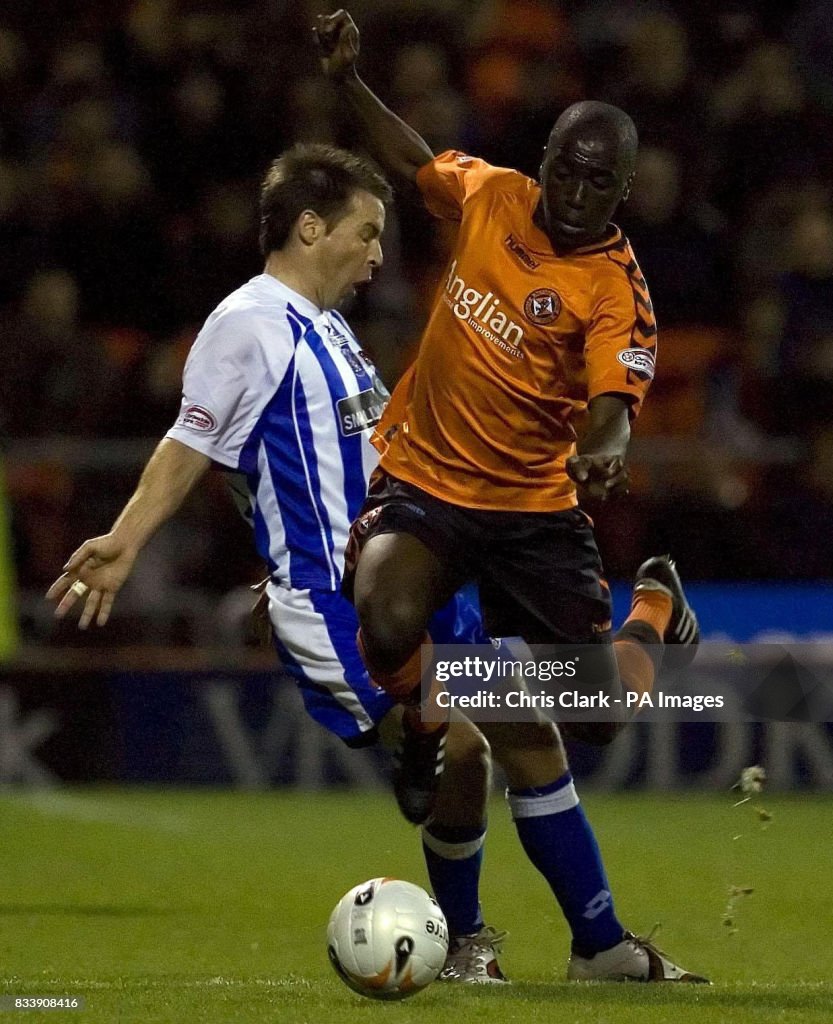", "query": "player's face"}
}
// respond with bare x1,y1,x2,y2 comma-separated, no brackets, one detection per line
317,190,385,307
538,133,631,251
